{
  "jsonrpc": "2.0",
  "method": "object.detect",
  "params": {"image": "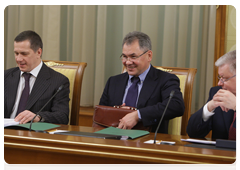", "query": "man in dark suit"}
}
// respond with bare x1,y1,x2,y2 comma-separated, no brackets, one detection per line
99,31,185,133
4,30,70,124
187,50,236,140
